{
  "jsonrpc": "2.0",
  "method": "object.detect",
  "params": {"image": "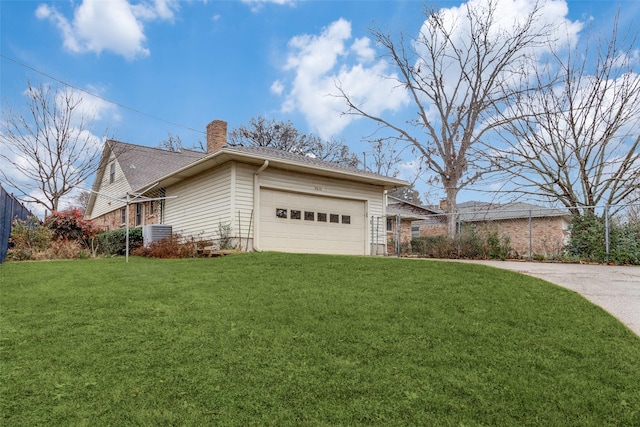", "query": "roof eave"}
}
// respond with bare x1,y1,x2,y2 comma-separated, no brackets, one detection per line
134,147,409,193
